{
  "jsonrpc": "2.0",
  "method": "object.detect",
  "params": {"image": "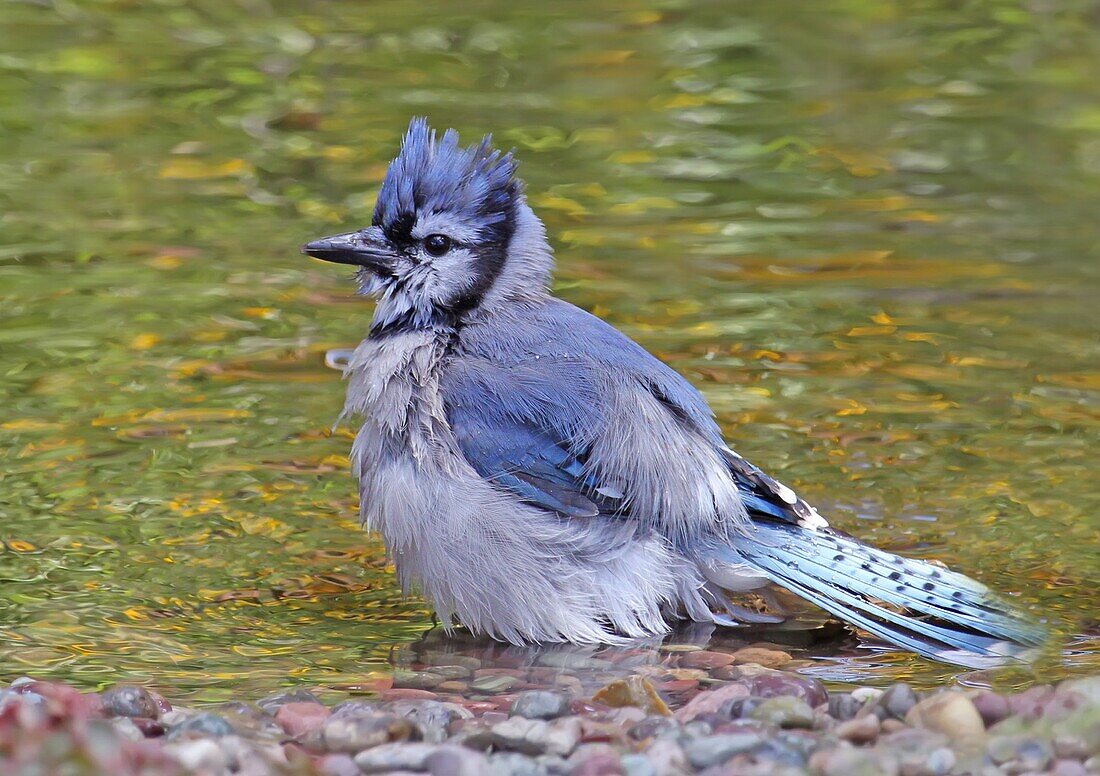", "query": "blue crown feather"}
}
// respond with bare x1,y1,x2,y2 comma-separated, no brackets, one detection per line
373,118,520,242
